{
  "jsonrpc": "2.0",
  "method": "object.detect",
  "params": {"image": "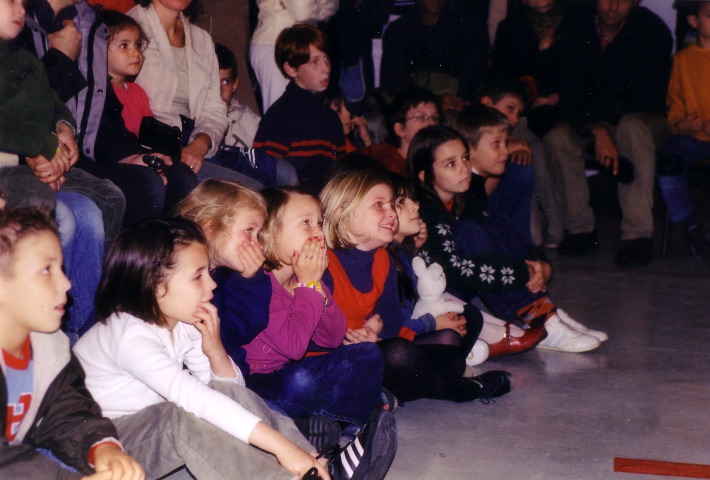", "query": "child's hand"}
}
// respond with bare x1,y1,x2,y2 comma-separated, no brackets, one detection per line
364,313,383,336
507,139,533,165
525,260,552,293
413,221,428,251
677,113,704,136
56,122,79,167
434,312,467,336
193,301,237,378
352,116,373,147
343,324,379,344
532,93,559,108
293,236,328,285
275,443,330,480
236,241,266,278
91,444,145,480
